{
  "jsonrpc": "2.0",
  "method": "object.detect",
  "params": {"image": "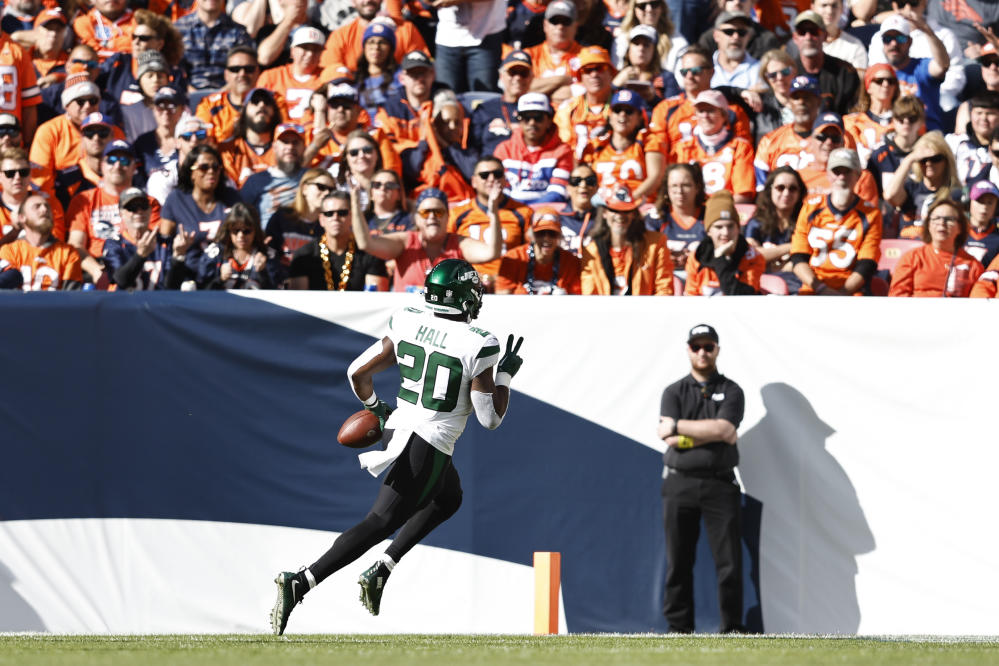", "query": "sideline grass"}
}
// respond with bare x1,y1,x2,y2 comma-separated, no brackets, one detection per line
2,634,998,666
